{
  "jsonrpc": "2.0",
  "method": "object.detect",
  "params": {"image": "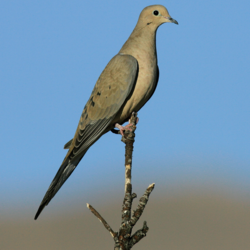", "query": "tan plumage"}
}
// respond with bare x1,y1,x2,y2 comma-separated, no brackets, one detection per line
35,5,178,220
